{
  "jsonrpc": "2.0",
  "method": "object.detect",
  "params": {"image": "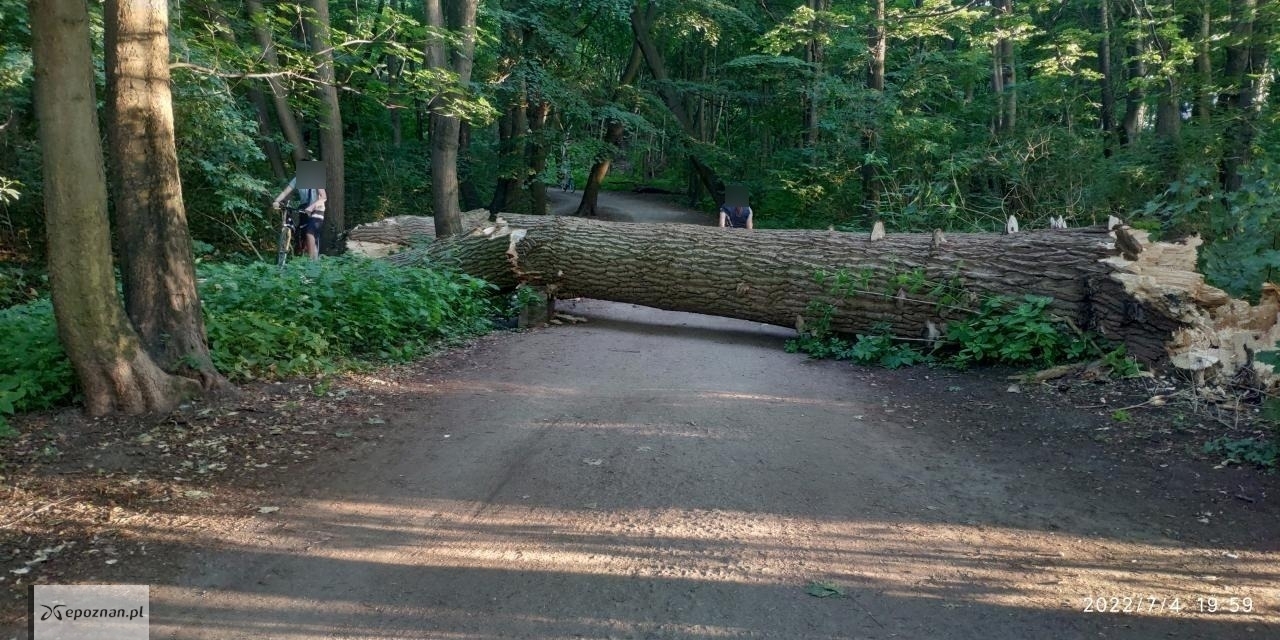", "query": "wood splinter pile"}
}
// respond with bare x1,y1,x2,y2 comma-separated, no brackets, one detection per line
348,211,1279,390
